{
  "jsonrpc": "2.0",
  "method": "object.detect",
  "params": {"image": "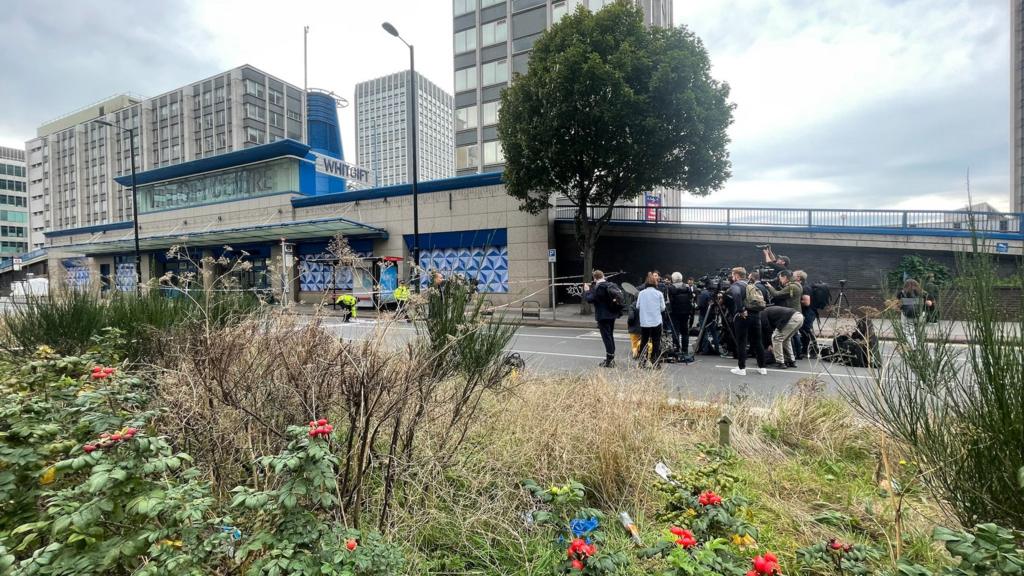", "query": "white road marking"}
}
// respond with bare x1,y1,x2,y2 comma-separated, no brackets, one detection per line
713,365,876,380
